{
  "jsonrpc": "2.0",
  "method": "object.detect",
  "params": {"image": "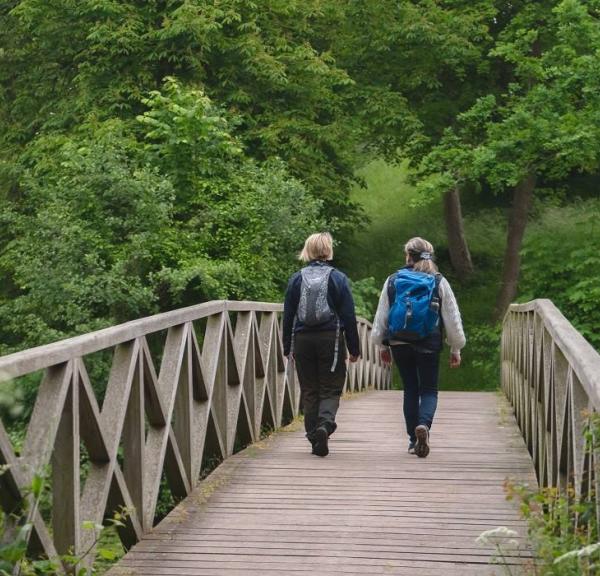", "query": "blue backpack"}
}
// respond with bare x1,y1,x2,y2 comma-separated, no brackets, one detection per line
387,269,441,341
